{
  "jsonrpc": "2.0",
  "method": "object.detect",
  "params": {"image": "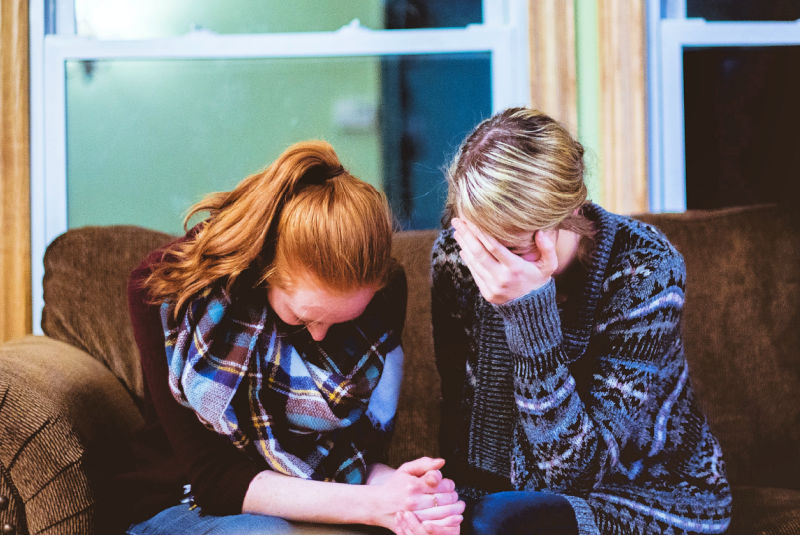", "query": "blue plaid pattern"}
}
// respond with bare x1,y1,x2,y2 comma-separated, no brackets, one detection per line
161,284,400,483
